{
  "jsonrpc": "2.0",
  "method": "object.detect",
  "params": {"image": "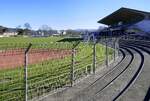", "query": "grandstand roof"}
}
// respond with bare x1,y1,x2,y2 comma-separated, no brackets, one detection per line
98,7,150,26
